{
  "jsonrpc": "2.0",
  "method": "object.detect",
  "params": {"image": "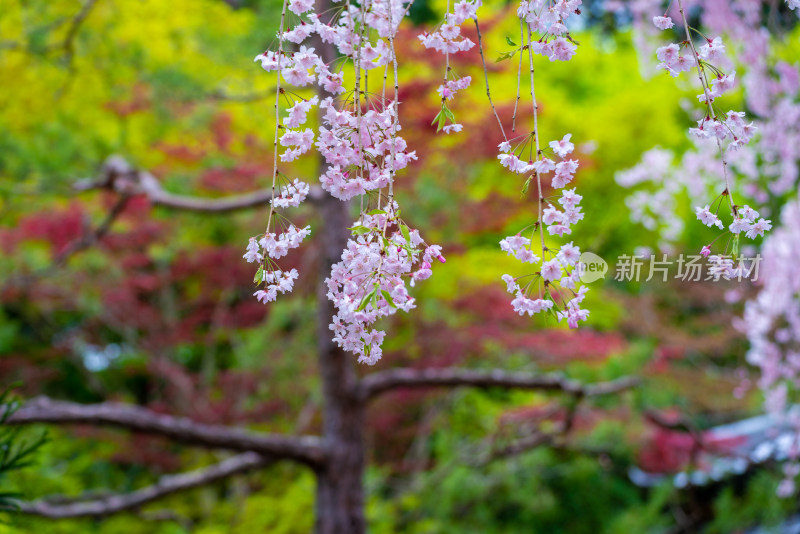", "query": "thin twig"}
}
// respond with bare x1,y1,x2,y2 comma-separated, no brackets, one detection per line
676,0,735,212
473,18,507,141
